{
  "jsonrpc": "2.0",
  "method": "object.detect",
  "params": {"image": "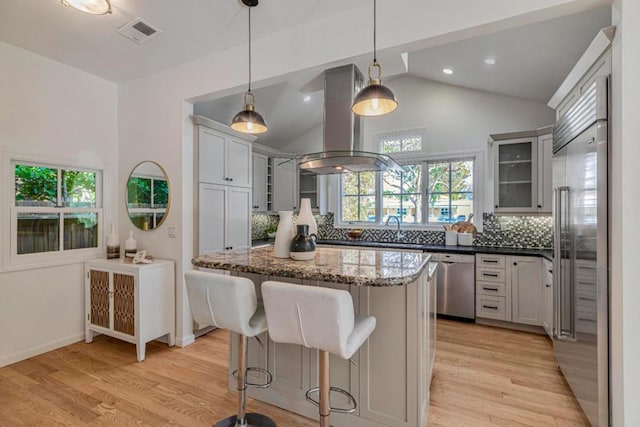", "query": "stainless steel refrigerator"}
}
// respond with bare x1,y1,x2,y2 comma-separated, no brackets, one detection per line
552,76,609,426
